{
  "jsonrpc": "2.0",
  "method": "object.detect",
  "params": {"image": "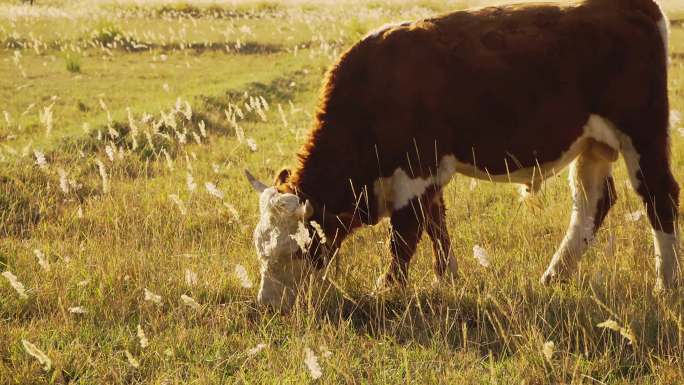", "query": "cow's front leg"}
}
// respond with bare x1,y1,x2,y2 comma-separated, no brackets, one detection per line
377,199,425,289
426,192,458,282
